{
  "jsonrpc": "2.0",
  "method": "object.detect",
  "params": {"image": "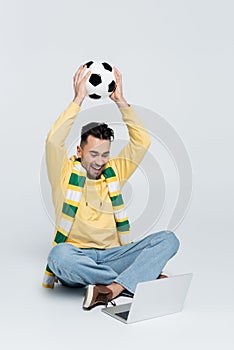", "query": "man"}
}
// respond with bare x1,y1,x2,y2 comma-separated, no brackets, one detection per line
43,64,180,310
